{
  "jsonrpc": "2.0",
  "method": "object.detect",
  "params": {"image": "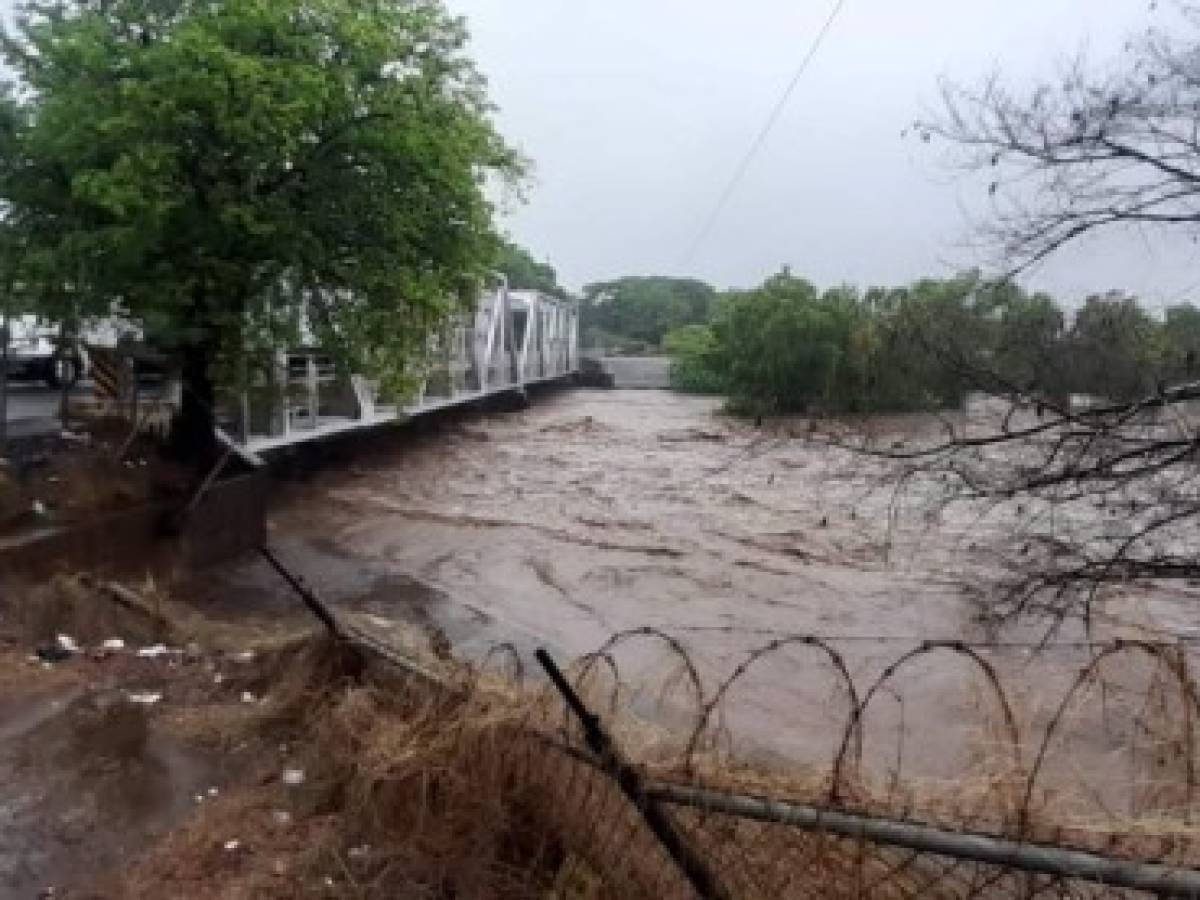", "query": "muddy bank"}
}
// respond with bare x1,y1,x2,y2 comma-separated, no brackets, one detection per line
199,389,1200,812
